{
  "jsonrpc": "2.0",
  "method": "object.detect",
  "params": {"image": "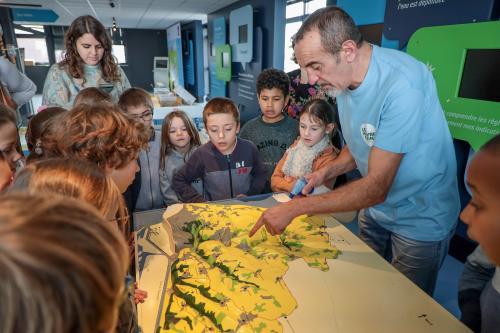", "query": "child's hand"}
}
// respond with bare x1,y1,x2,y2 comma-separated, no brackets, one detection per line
304,169,326,194
134,283,148,304
236,194,247,198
